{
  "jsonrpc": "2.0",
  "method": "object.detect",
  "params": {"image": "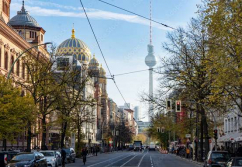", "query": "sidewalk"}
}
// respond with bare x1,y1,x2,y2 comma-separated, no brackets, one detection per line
158,150,203,166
